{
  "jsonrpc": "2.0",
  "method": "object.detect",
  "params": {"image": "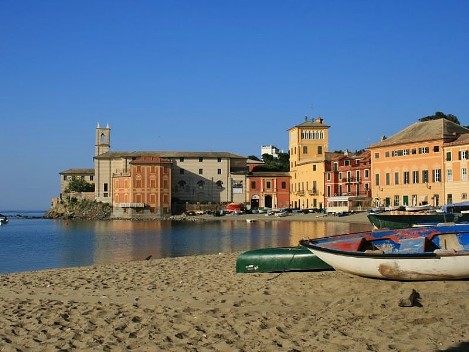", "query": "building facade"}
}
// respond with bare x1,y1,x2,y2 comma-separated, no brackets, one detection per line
247,172,290,209
324,150,372,213
369,119,469,208
442,133,469,204
288,117,329,209
93,124,248,217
